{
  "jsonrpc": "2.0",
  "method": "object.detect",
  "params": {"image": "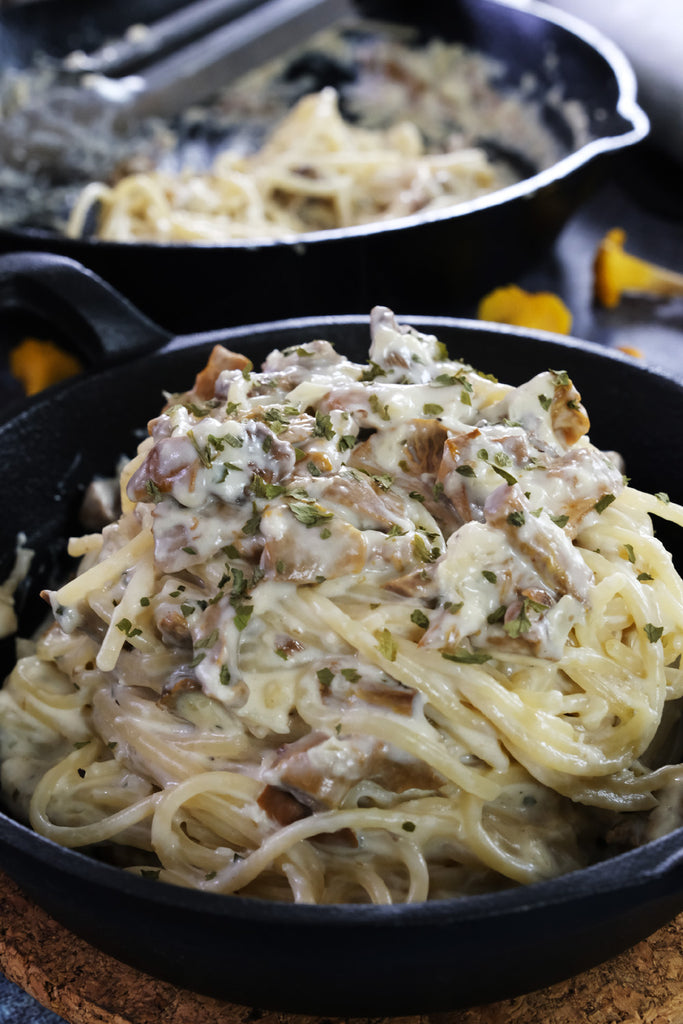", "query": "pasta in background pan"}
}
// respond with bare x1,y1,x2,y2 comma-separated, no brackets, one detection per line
1,308,682,904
